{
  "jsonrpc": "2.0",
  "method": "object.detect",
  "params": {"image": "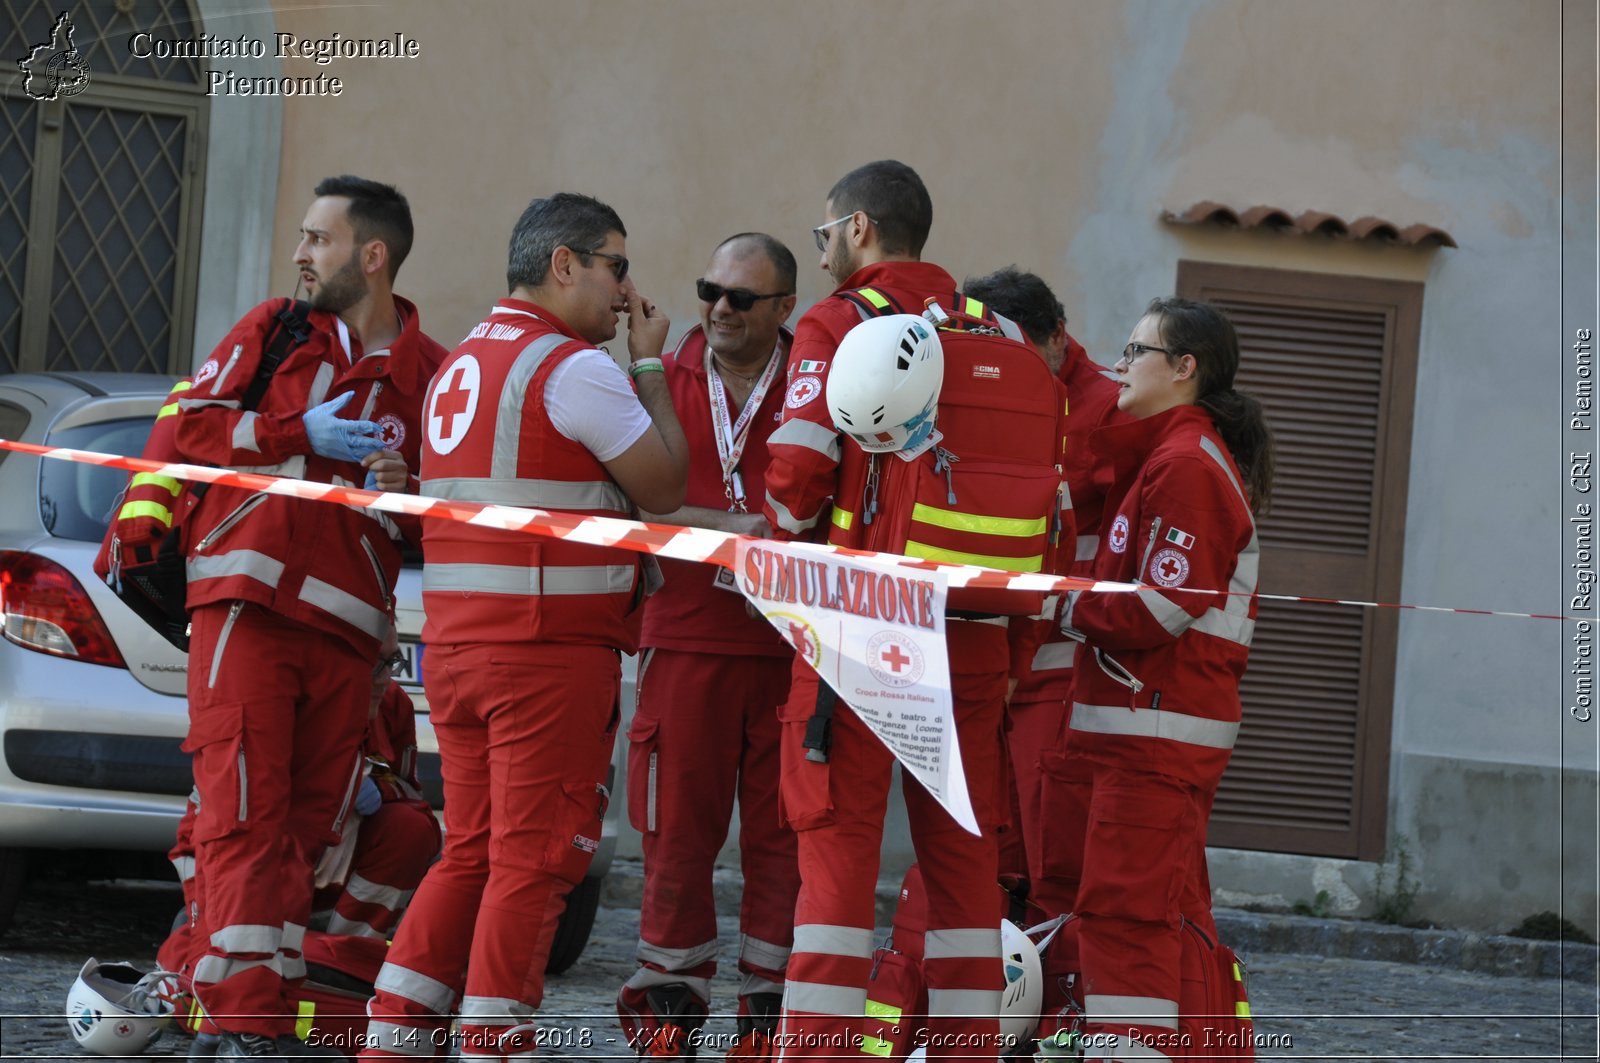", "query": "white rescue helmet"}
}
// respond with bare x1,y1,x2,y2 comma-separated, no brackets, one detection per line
1000,919,1044,1047
826,314,943,455
65,958,176,1055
